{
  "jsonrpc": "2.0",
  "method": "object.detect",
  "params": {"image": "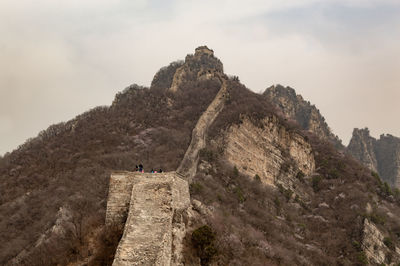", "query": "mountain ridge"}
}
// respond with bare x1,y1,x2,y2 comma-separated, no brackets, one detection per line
1,46,400,265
